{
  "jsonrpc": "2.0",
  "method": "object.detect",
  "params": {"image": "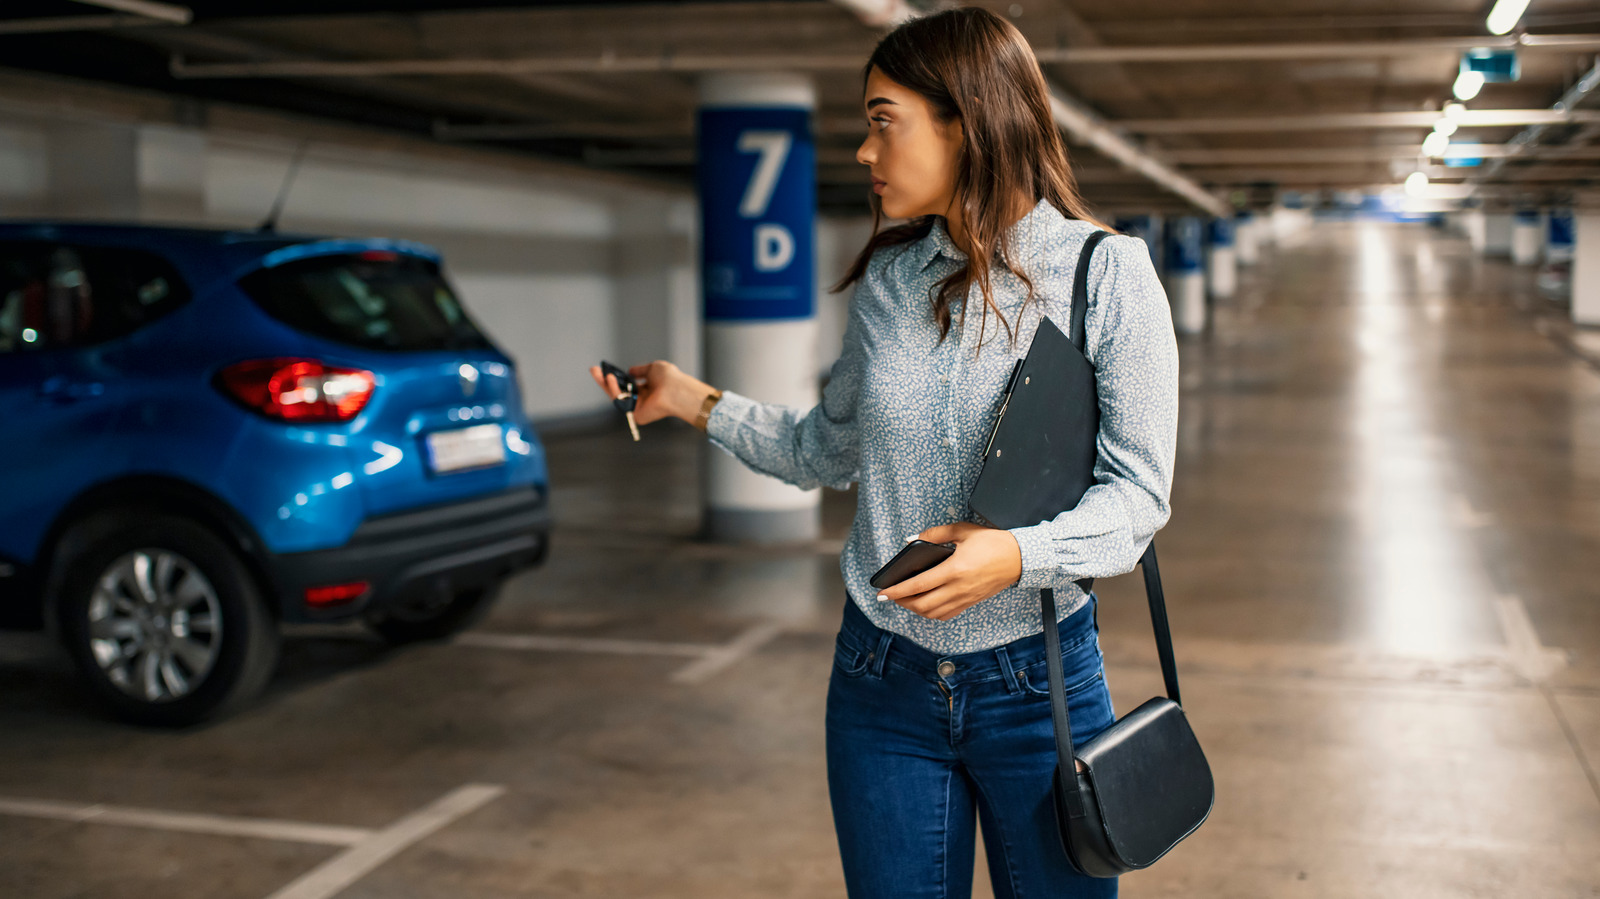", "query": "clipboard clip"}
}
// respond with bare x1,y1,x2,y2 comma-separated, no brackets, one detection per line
981,358,1026,461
